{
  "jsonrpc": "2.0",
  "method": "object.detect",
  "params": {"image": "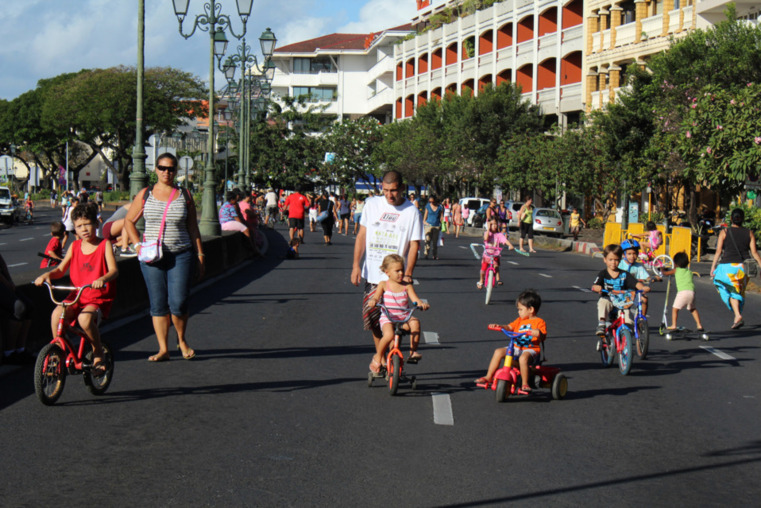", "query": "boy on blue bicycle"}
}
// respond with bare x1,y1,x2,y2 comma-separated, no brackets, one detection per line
593,244,650,337
474,289,546,394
